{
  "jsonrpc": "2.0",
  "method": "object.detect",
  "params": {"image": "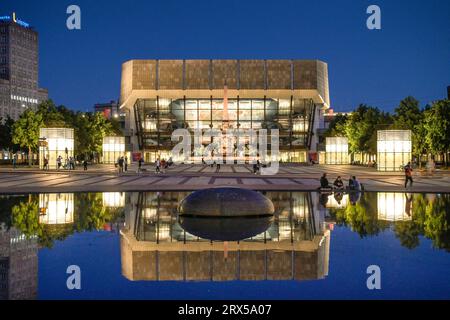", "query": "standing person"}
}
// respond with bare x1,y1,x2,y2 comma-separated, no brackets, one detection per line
124,156,128,172
43,157,49,171
12,153,17,169
404,162,413,188
118,157,124,174
57,156,62,171
83,159,88,171
155,158,161,174
216,161,221,172
138,156,144,173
